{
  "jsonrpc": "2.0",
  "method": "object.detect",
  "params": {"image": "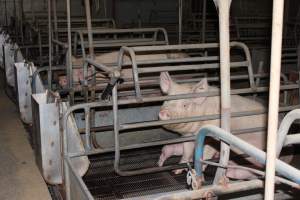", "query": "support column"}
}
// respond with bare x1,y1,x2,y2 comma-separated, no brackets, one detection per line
212,0,232,185
265,0,285,199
